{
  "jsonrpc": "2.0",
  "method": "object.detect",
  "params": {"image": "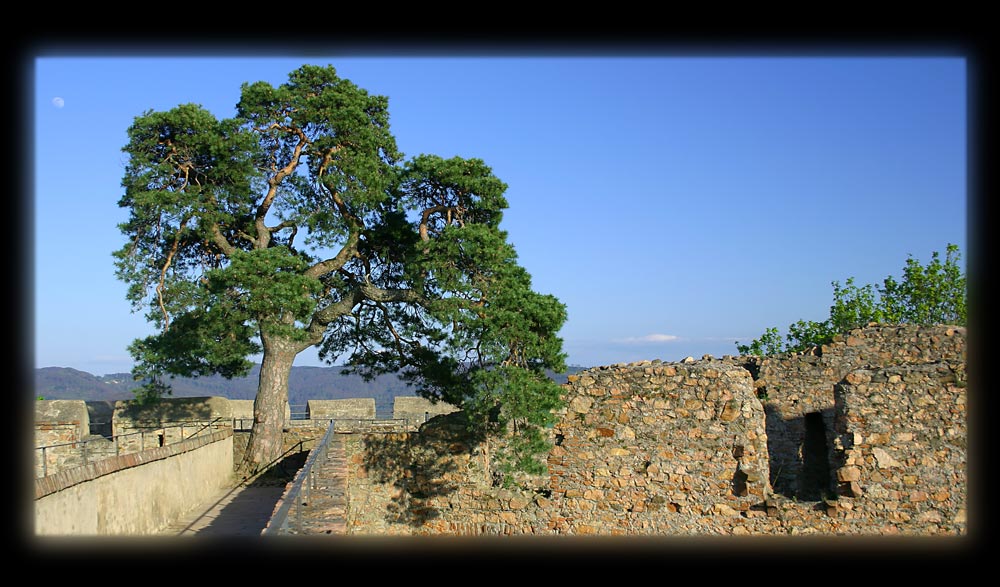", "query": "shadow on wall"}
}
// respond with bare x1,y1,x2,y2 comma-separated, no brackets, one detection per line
764,405,836,502
232,433,309,485
116,396,230,423
361,411,485,528
799,410,834,502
